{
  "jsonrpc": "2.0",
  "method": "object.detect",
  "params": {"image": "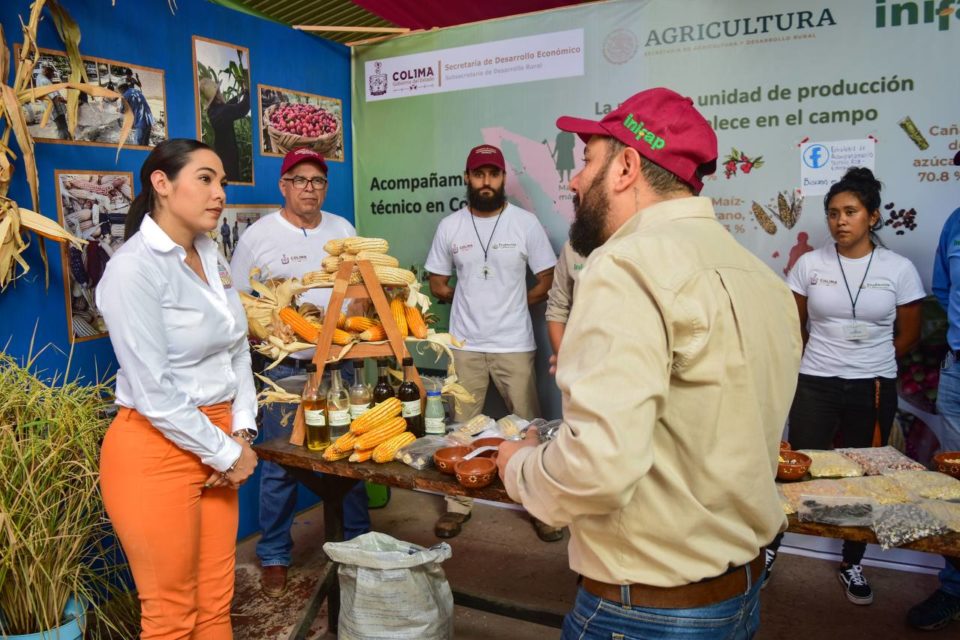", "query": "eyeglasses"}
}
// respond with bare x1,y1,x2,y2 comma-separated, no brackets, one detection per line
282,176,328,190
